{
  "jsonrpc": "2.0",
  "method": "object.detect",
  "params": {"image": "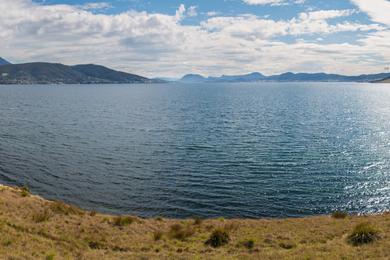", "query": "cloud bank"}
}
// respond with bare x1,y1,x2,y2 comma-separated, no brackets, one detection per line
0,0,389,77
